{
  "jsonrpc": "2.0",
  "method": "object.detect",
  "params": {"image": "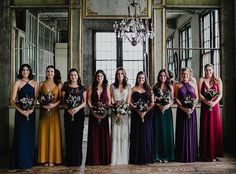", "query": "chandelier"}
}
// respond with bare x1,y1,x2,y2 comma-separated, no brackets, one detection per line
113,0,154,46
